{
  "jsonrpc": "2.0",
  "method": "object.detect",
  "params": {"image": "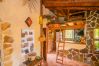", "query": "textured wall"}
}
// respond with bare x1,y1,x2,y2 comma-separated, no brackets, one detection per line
86,11,99,52
0,0,40,66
